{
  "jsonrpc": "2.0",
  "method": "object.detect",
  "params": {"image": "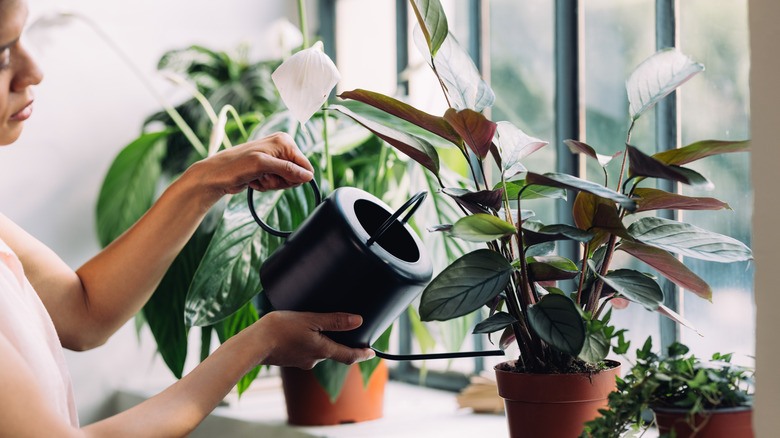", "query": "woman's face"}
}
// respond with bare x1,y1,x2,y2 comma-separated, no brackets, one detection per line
0,0,42,146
